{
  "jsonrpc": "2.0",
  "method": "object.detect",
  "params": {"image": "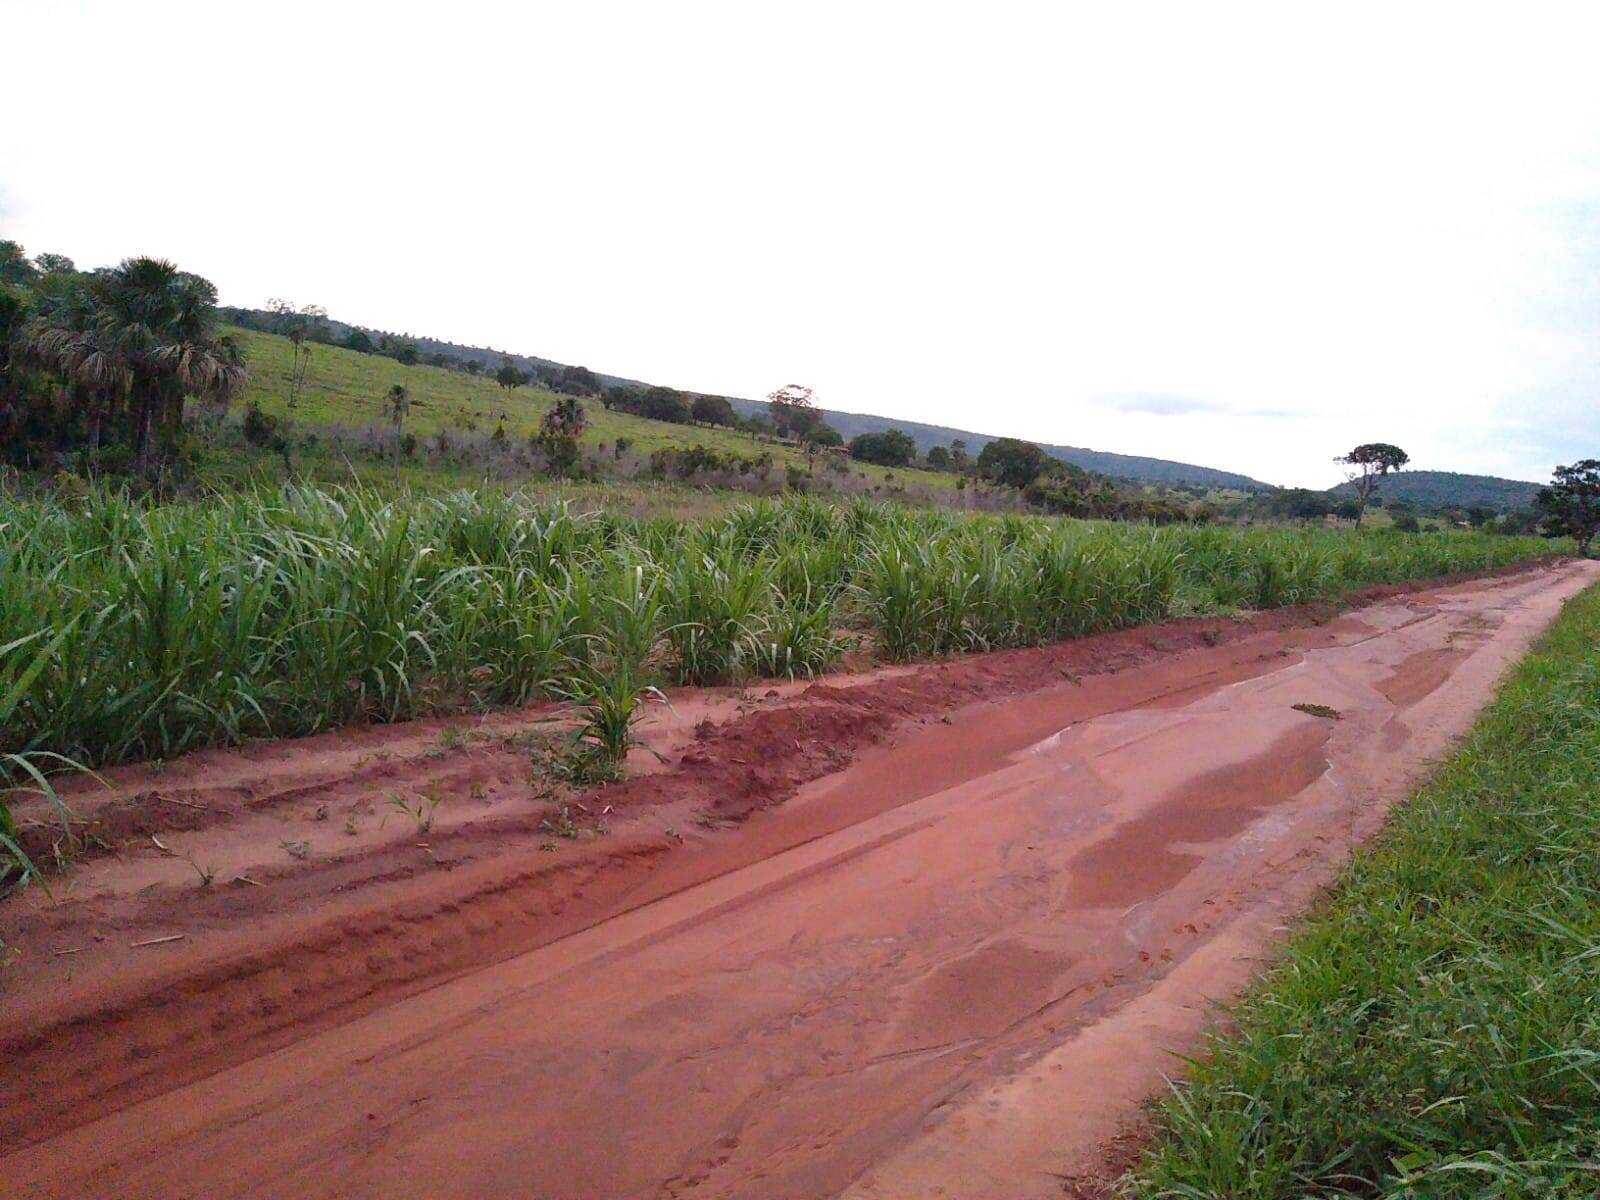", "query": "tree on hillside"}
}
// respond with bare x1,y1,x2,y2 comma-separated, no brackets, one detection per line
639,386,692,424
1537,460,1600,556
1336,442,1409,526
495,355,528,392
740,413,776,440
535,396,588,477
554,365,601,396
343,328,375,354
692,394,737,427
799,421,843,472
977,437,1048,489
849,429,916,468
767,384,819,438
267,300,326,409
925,445,951,469
385,383,410,464
385,337,419,366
